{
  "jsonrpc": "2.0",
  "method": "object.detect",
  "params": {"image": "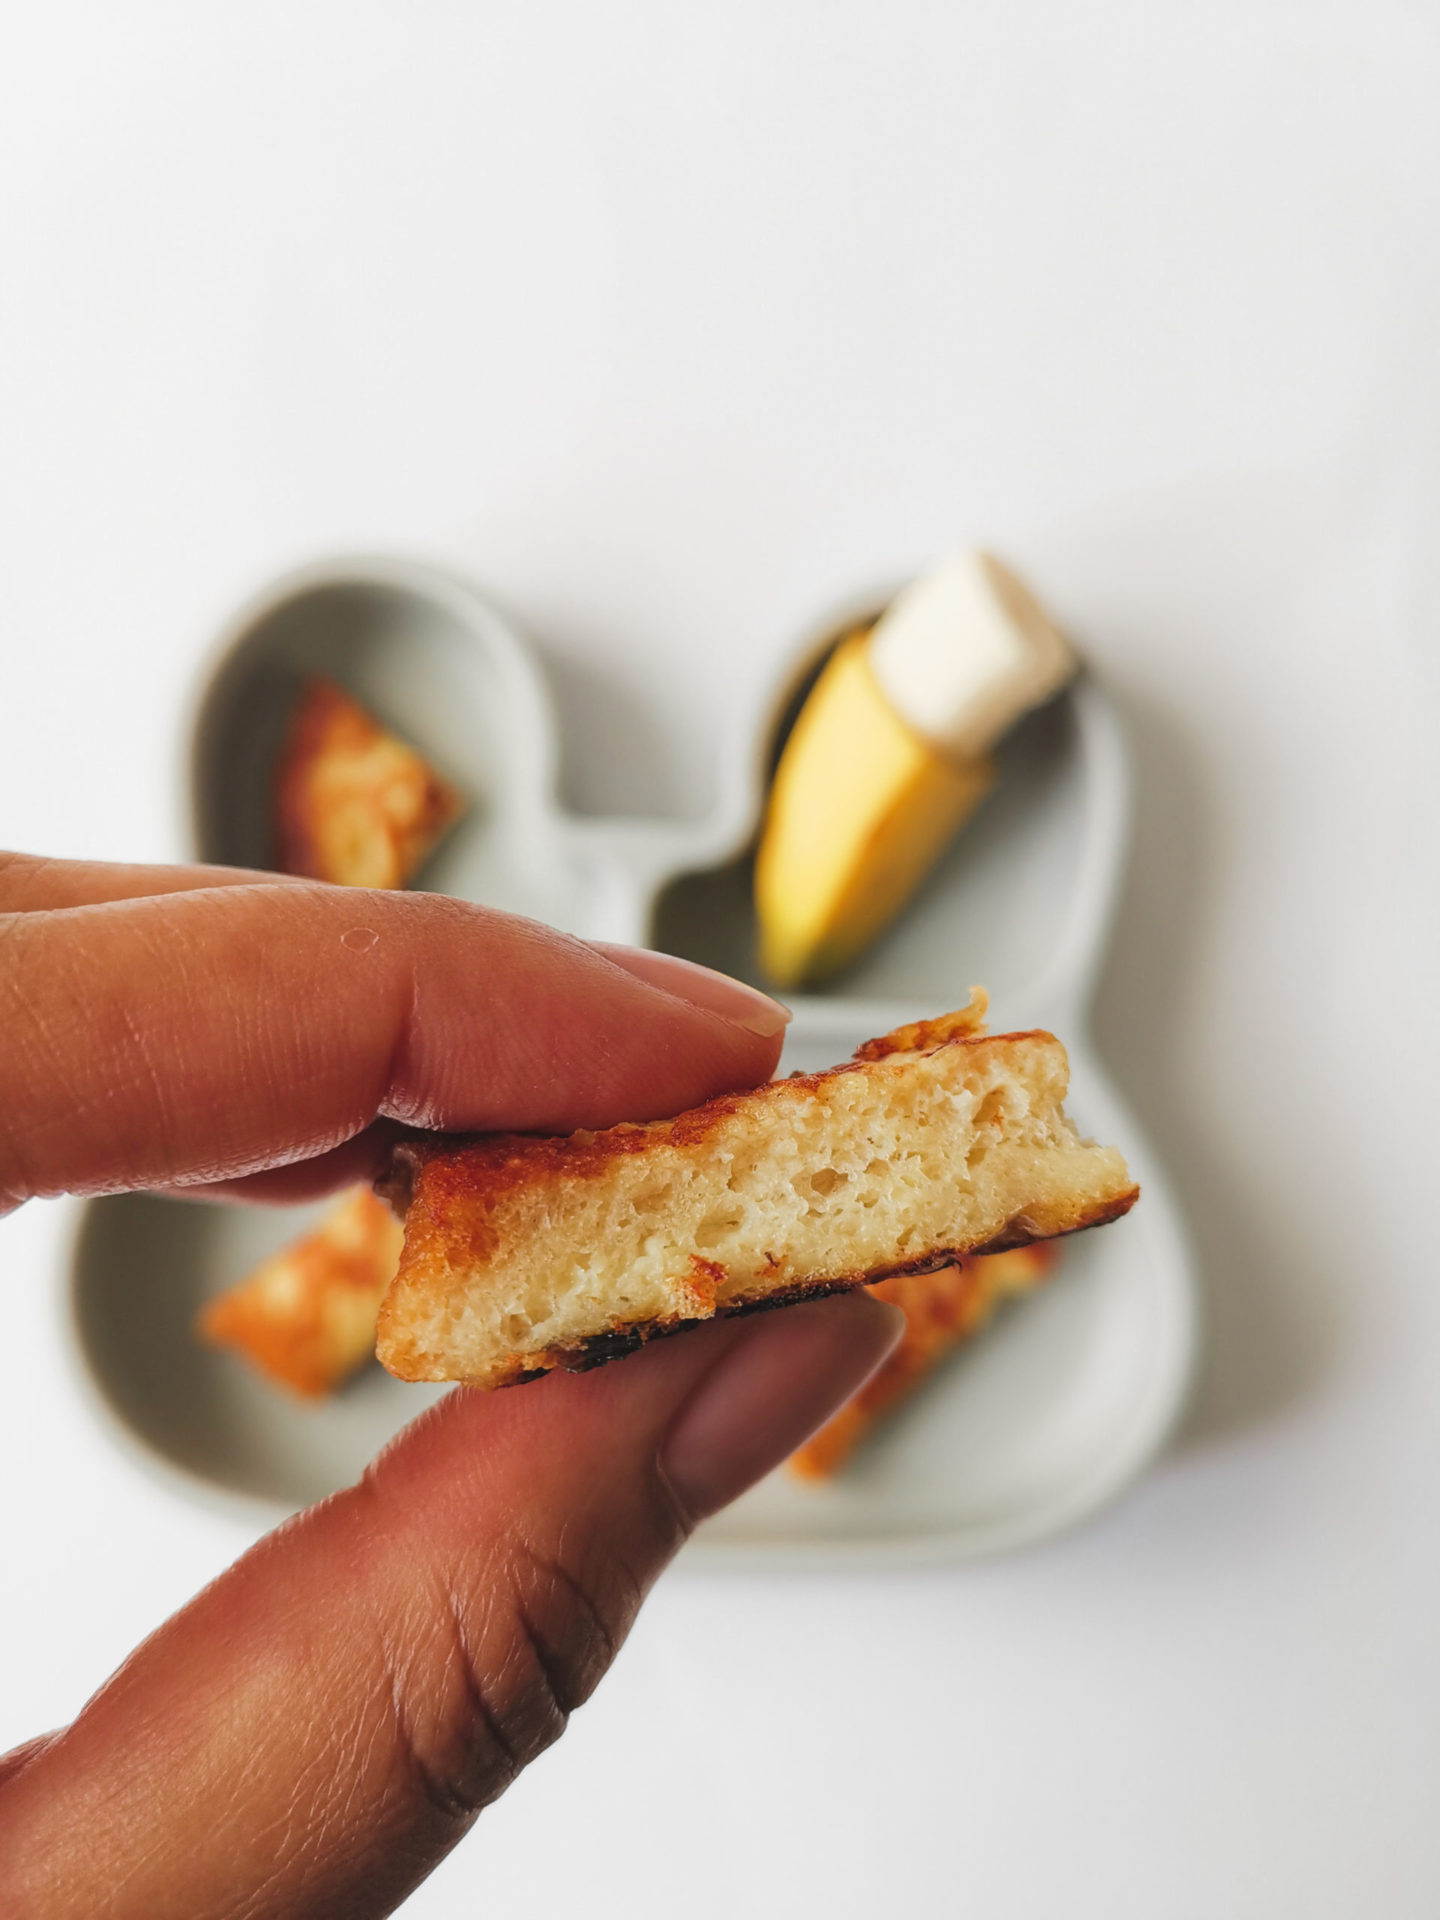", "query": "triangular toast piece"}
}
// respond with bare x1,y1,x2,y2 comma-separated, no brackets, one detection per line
788,1243,1059,1478
273,677,462,889
199,1186,403,1398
